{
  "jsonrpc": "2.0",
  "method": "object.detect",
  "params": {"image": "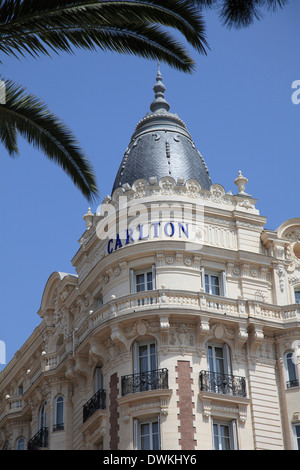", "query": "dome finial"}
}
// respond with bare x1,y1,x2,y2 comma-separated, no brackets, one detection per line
150,64,170,113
